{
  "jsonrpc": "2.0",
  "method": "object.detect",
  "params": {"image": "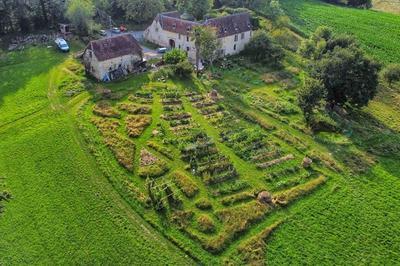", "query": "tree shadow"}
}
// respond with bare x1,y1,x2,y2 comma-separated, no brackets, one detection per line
318,108,400,176
0,47,65,109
